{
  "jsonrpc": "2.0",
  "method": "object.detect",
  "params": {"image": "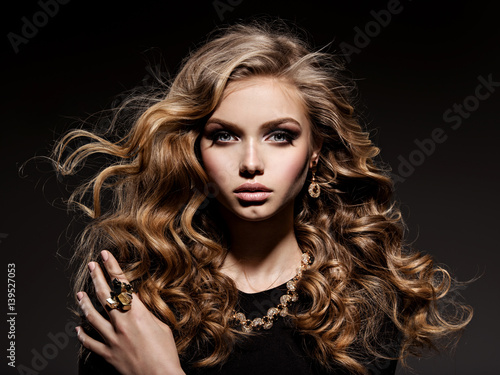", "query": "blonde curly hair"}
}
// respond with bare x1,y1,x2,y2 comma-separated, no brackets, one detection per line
51,20,472,374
